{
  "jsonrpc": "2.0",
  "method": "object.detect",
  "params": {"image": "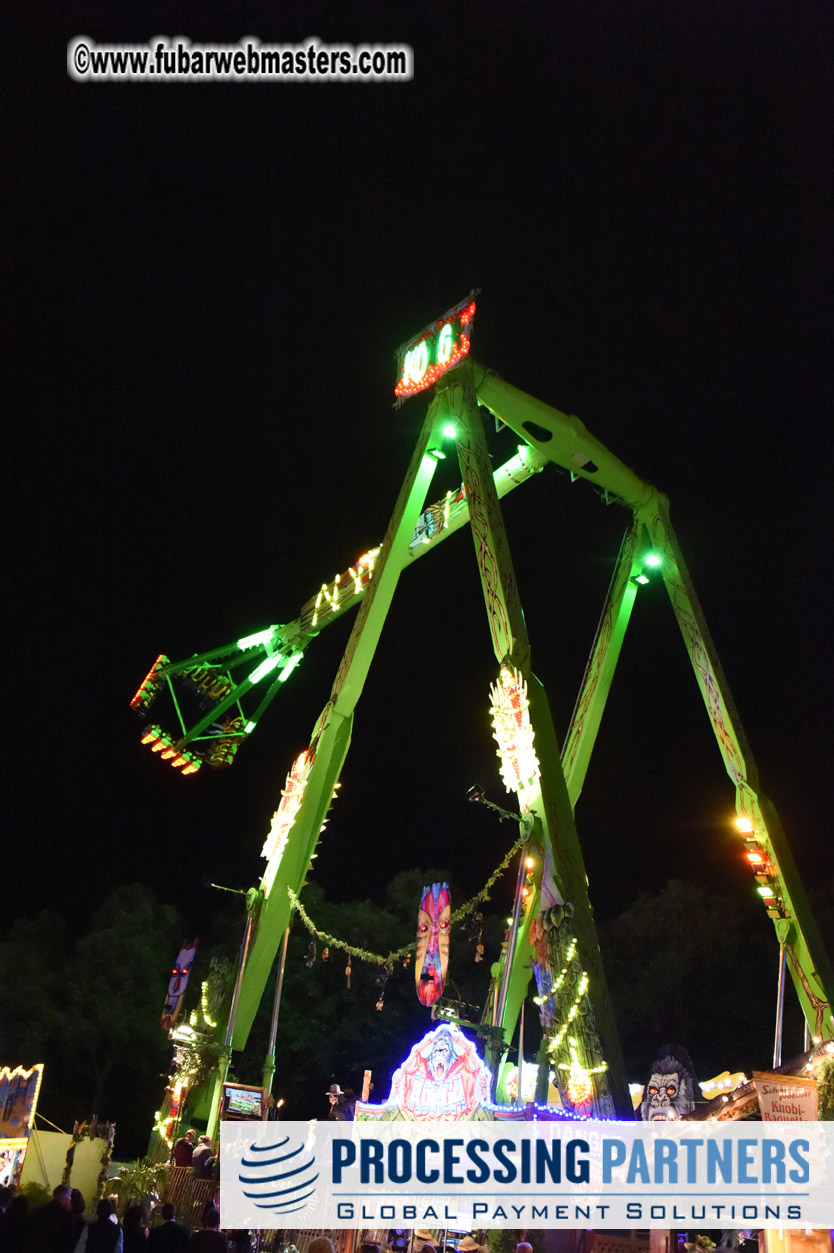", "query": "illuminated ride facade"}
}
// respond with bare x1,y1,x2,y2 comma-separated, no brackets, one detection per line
0,1064,44,1187
132,298,834,1131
